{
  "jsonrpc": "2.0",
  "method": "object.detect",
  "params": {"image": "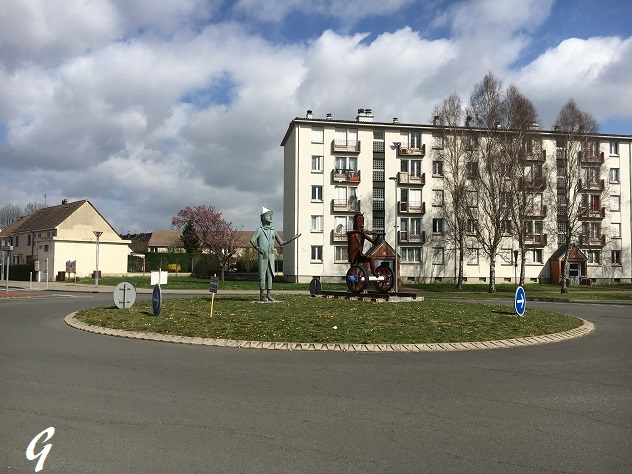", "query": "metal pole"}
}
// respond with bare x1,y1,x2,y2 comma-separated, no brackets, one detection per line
93,231,103,287
389,176,399,293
